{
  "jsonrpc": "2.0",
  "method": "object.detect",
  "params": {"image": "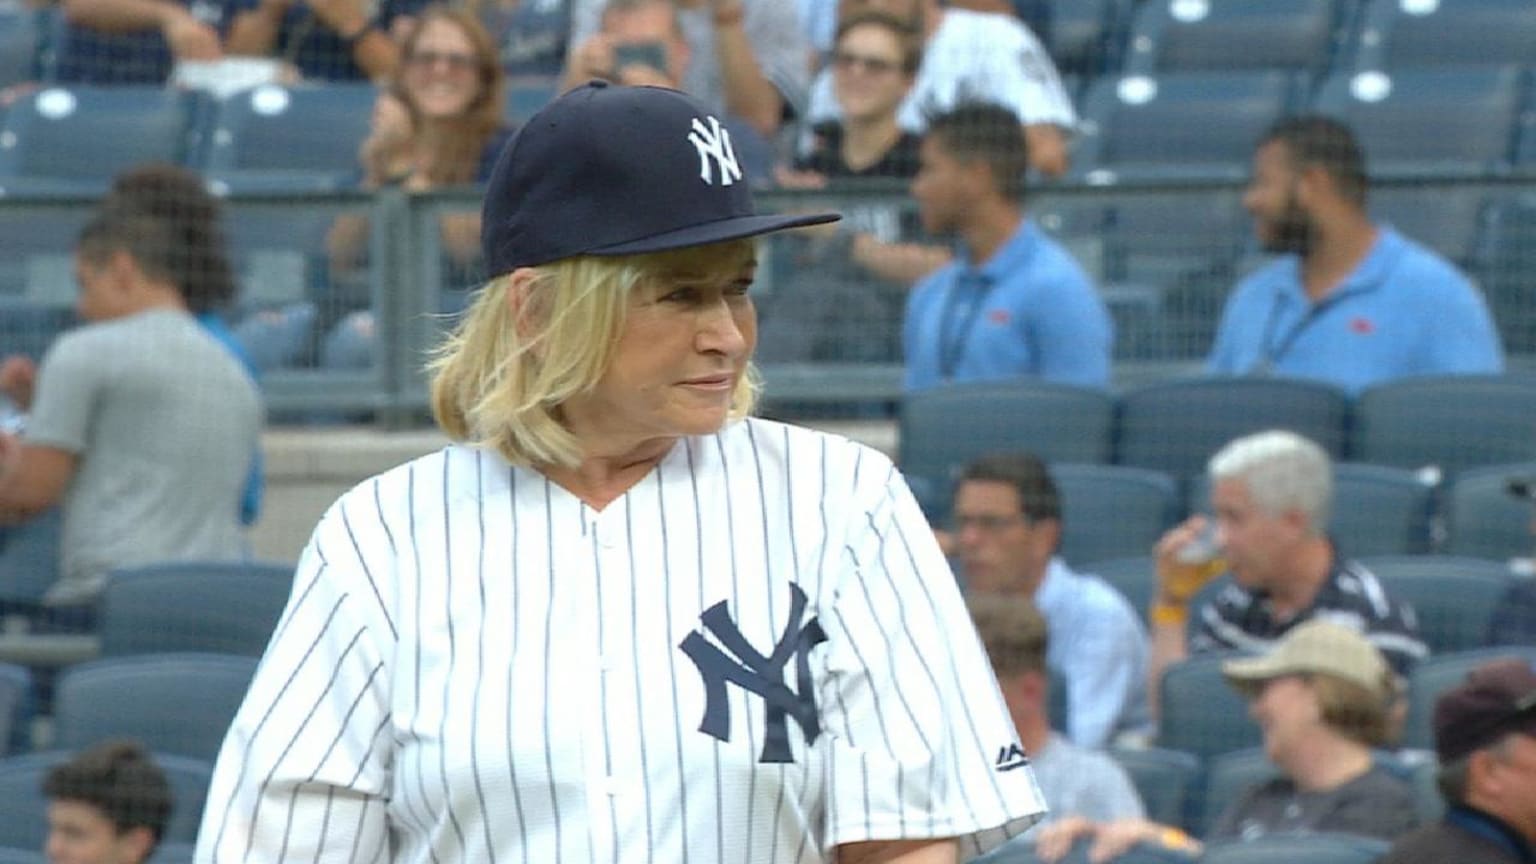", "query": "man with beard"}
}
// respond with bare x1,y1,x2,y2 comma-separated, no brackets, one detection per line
1207,115,1502,395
